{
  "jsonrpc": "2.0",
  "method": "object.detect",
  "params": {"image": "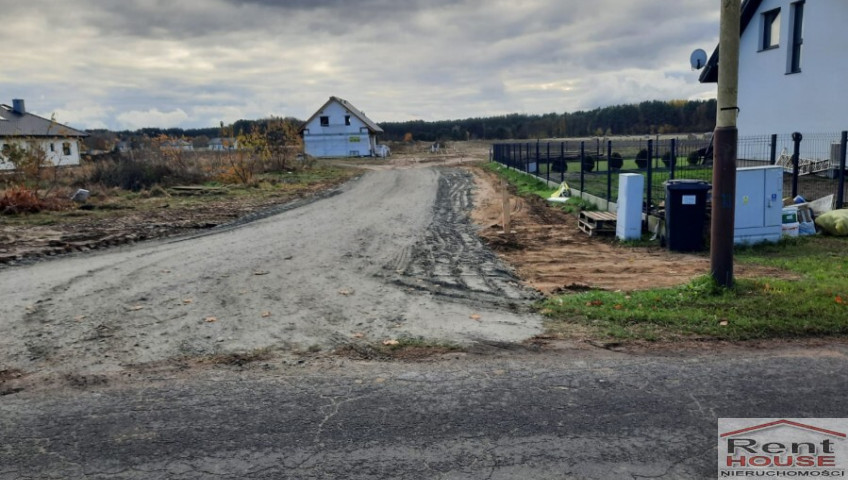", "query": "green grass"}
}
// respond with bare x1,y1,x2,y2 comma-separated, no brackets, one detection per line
482,162,557,197
483,162,599,214
508,158,712,205
542,236,848,341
